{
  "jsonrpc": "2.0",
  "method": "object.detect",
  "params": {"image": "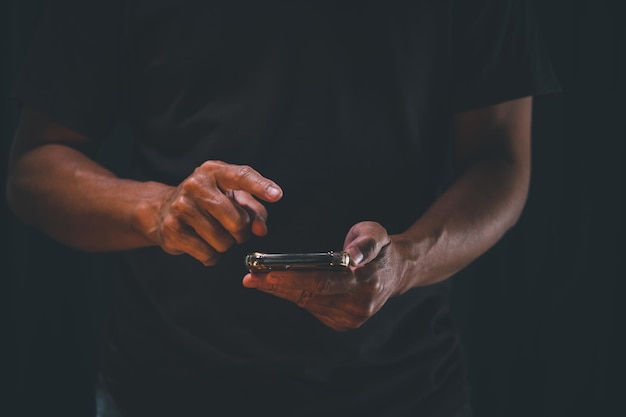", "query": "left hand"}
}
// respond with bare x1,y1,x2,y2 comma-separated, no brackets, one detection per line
242,222,408,331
